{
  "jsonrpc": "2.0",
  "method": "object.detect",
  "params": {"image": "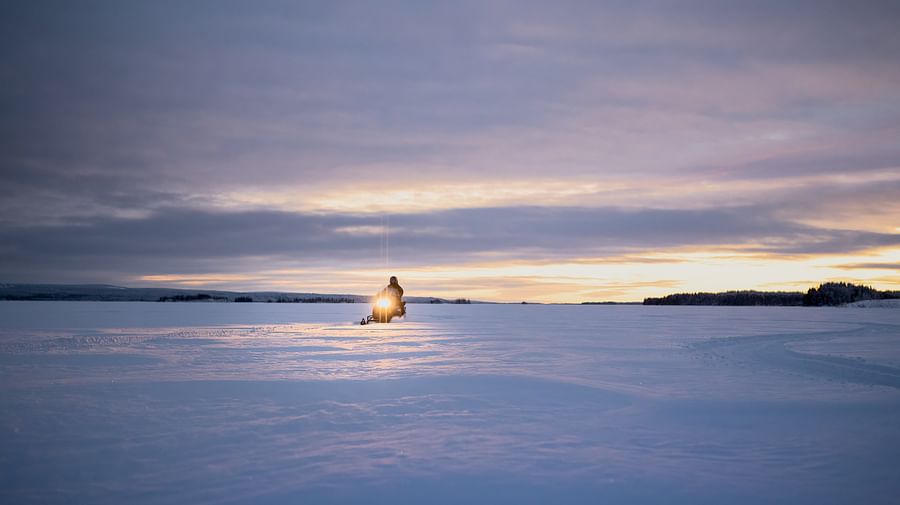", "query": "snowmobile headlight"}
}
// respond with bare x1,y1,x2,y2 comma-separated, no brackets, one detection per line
377,297,391,309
